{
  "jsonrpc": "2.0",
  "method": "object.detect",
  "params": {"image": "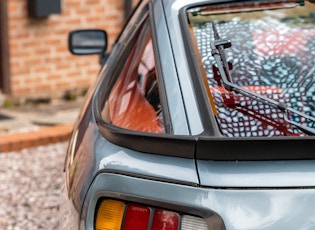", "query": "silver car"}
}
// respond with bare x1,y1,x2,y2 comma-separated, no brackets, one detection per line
63,0,315,229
